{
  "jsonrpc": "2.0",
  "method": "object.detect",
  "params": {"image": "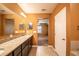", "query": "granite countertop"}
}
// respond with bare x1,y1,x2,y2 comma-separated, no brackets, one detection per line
0,34,33,56
0,33,26,44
